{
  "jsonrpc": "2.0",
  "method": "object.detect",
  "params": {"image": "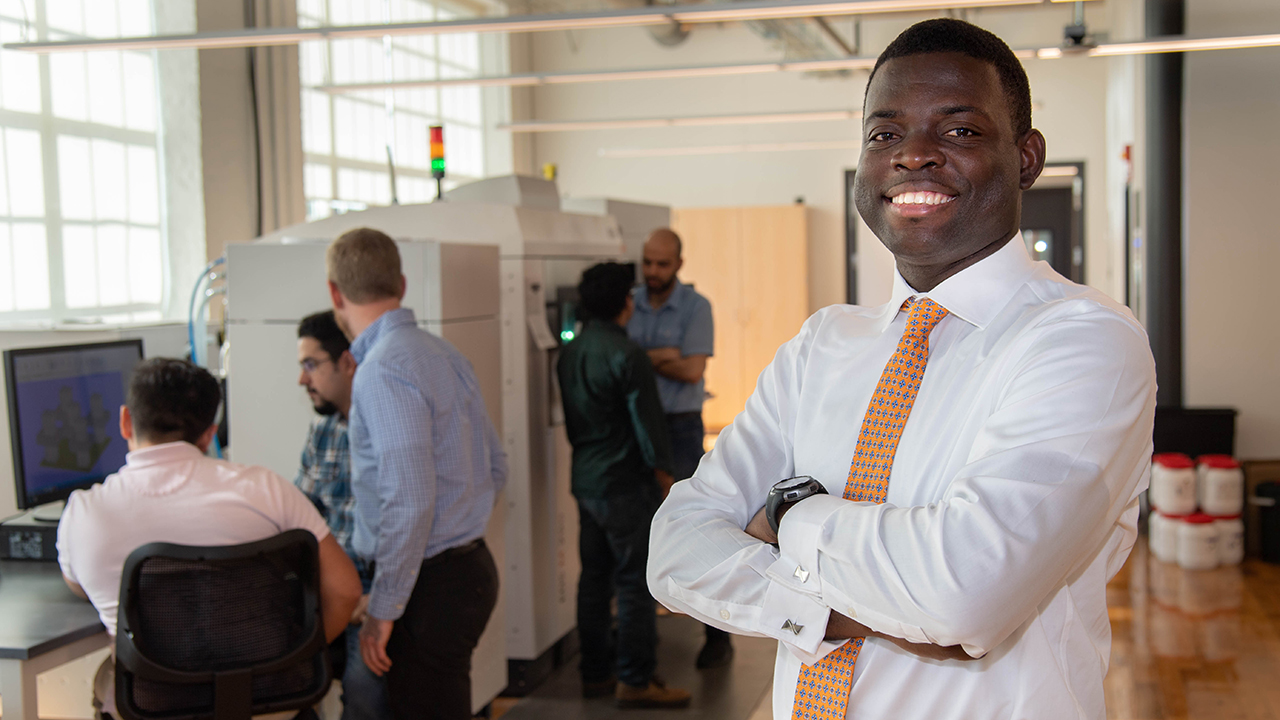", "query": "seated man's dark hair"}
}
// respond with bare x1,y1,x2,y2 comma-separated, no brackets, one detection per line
127,358,222,444
867,18,1032,137
298,310,350,362
578,262,635,322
